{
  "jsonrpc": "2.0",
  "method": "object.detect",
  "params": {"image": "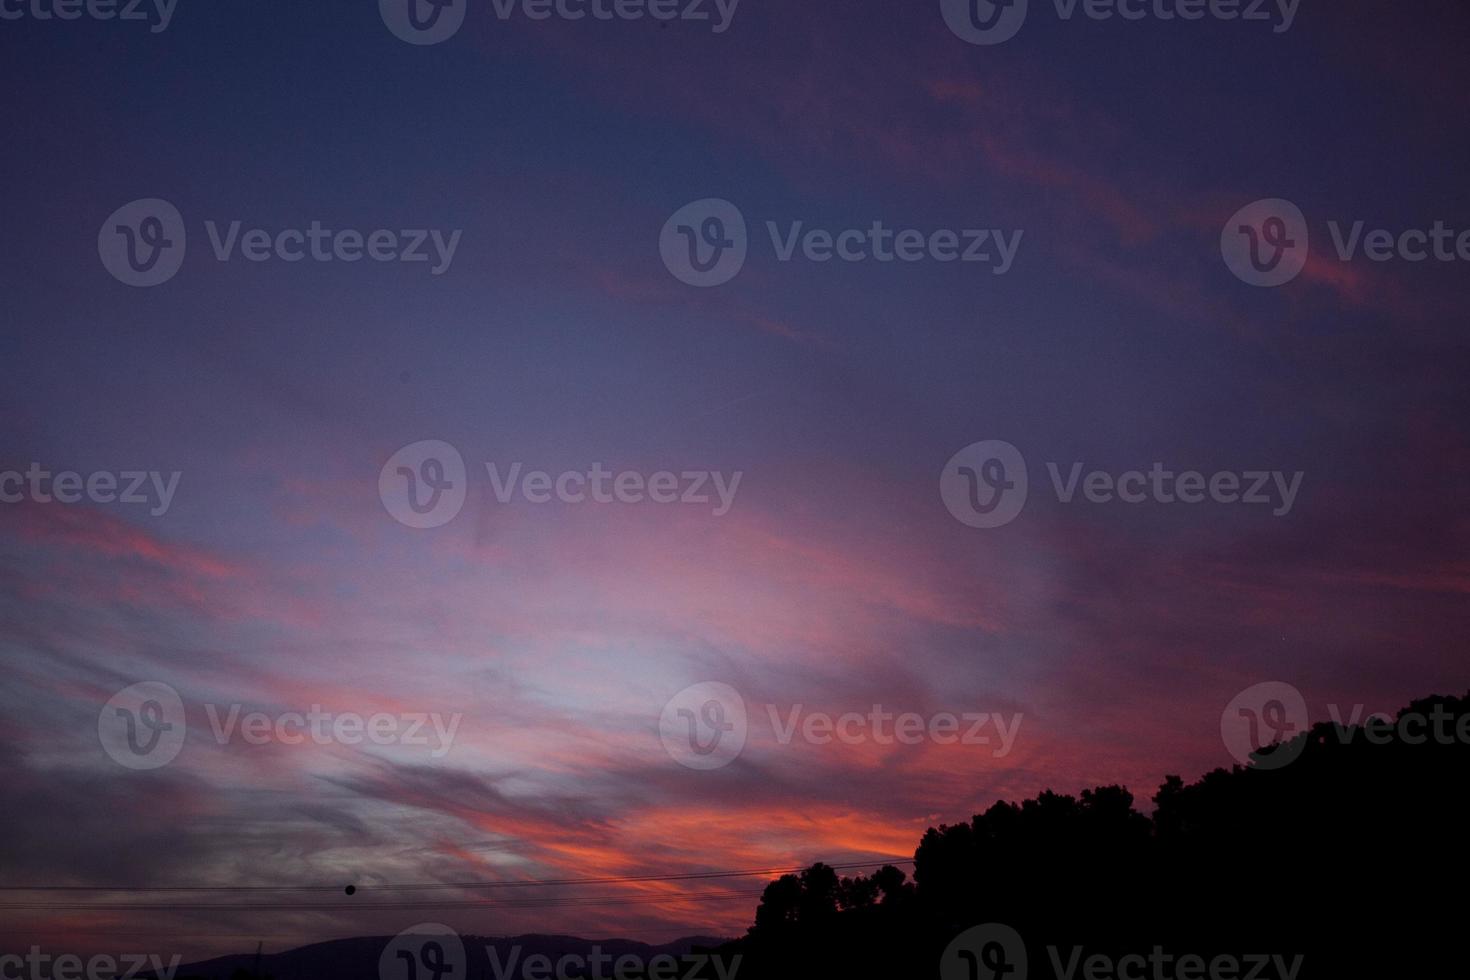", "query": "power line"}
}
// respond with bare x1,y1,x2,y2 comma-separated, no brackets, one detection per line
0,892,764,913
0,859,913,896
